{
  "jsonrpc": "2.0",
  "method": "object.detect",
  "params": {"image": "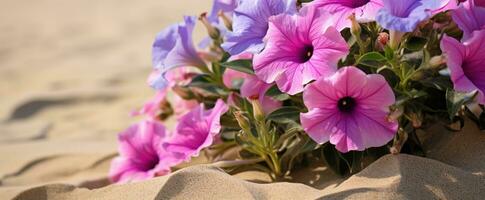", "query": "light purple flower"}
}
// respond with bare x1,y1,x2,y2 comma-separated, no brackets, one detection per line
452,1,485,40
300,67,398,153
221,0,297,55
253,6,349,95
305,0,384,30
441,30,485,104
164,99,229,161
208,0,237,23
109,120,181,183
376,0,456,33
151,16,206,90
